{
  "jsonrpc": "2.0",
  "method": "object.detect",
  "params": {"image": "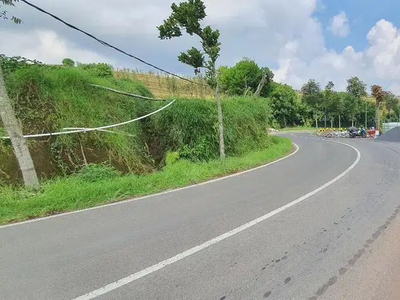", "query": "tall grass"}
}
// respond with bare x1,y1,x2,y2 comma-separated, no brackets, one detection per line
1,66,156,183
1,65,276,186
114,69,215,99
151,96,272,162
